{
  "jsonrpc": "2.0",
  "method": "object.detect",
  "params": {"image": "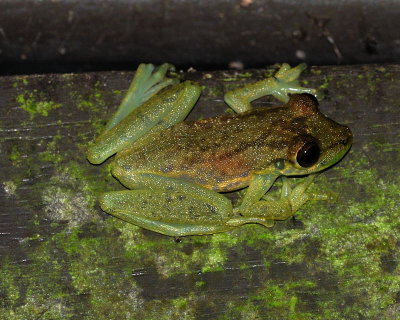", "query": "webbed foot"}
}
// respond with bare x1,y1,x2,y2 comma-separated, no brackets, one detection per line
224,63,322,113
271,63,323,103
106,63,179,130
237,174,331,223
